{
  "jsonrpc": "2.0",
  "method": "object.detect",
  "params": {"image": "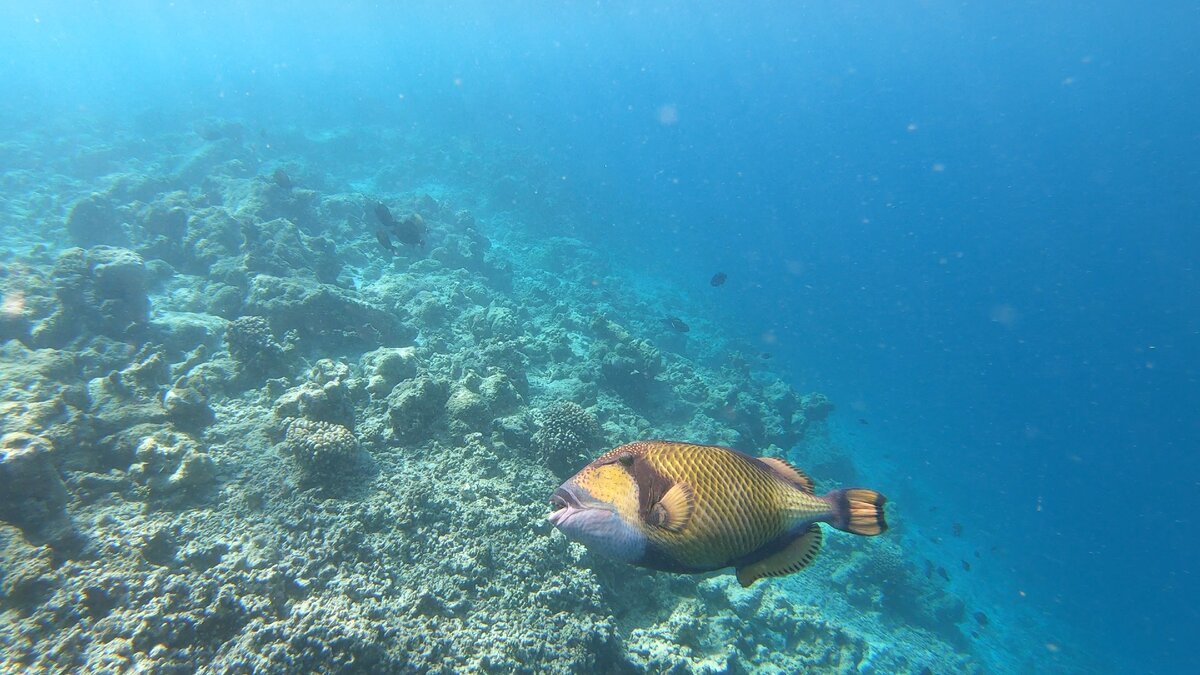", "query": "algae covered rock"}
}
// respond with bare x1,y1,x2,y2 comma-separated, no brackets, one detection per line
272,359,356,428
0,432,74,545
360,346,418,398
66,193,128,247
242,217,341,284
33,246,150,347
162,379,215,432
129,430,217,504
445,370,523,434
386,374,448,442
0,528,59,609
244,274,408,351
590,315,665,405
